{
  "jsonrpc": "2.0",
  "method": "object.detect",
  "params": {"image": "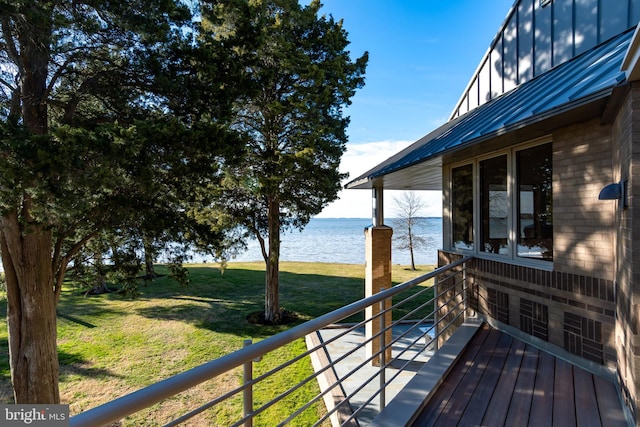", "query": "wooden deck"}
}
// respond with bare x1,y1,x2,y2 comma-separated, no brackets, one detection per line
412,324,628,427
